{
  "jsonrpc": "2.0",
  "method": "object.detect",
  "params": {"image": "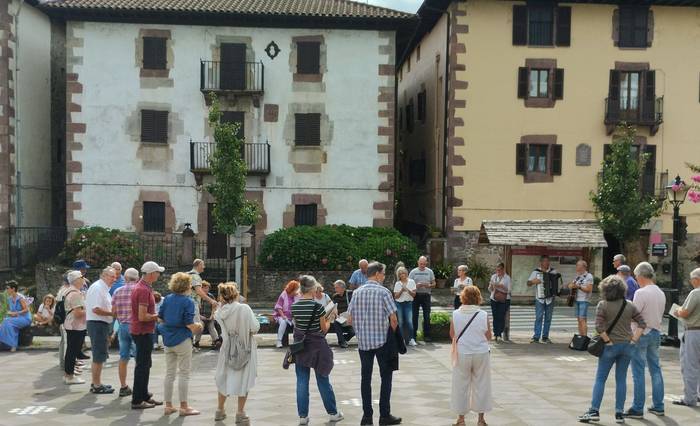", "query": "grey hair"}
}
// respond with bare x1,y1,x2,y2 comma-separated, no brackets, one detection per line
299,275,319,294
124,268,139,281
599,274,628,302
457,264,468,273
193,258,204,267
634,262,656,280
110,262,122,271
333,280,346,289
101,266,116,278
359,259,369,266
613,254,626,263
418,255,428,263
367,261,386,278
690,268,700,280
577,260,588,269
395,266,408,277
